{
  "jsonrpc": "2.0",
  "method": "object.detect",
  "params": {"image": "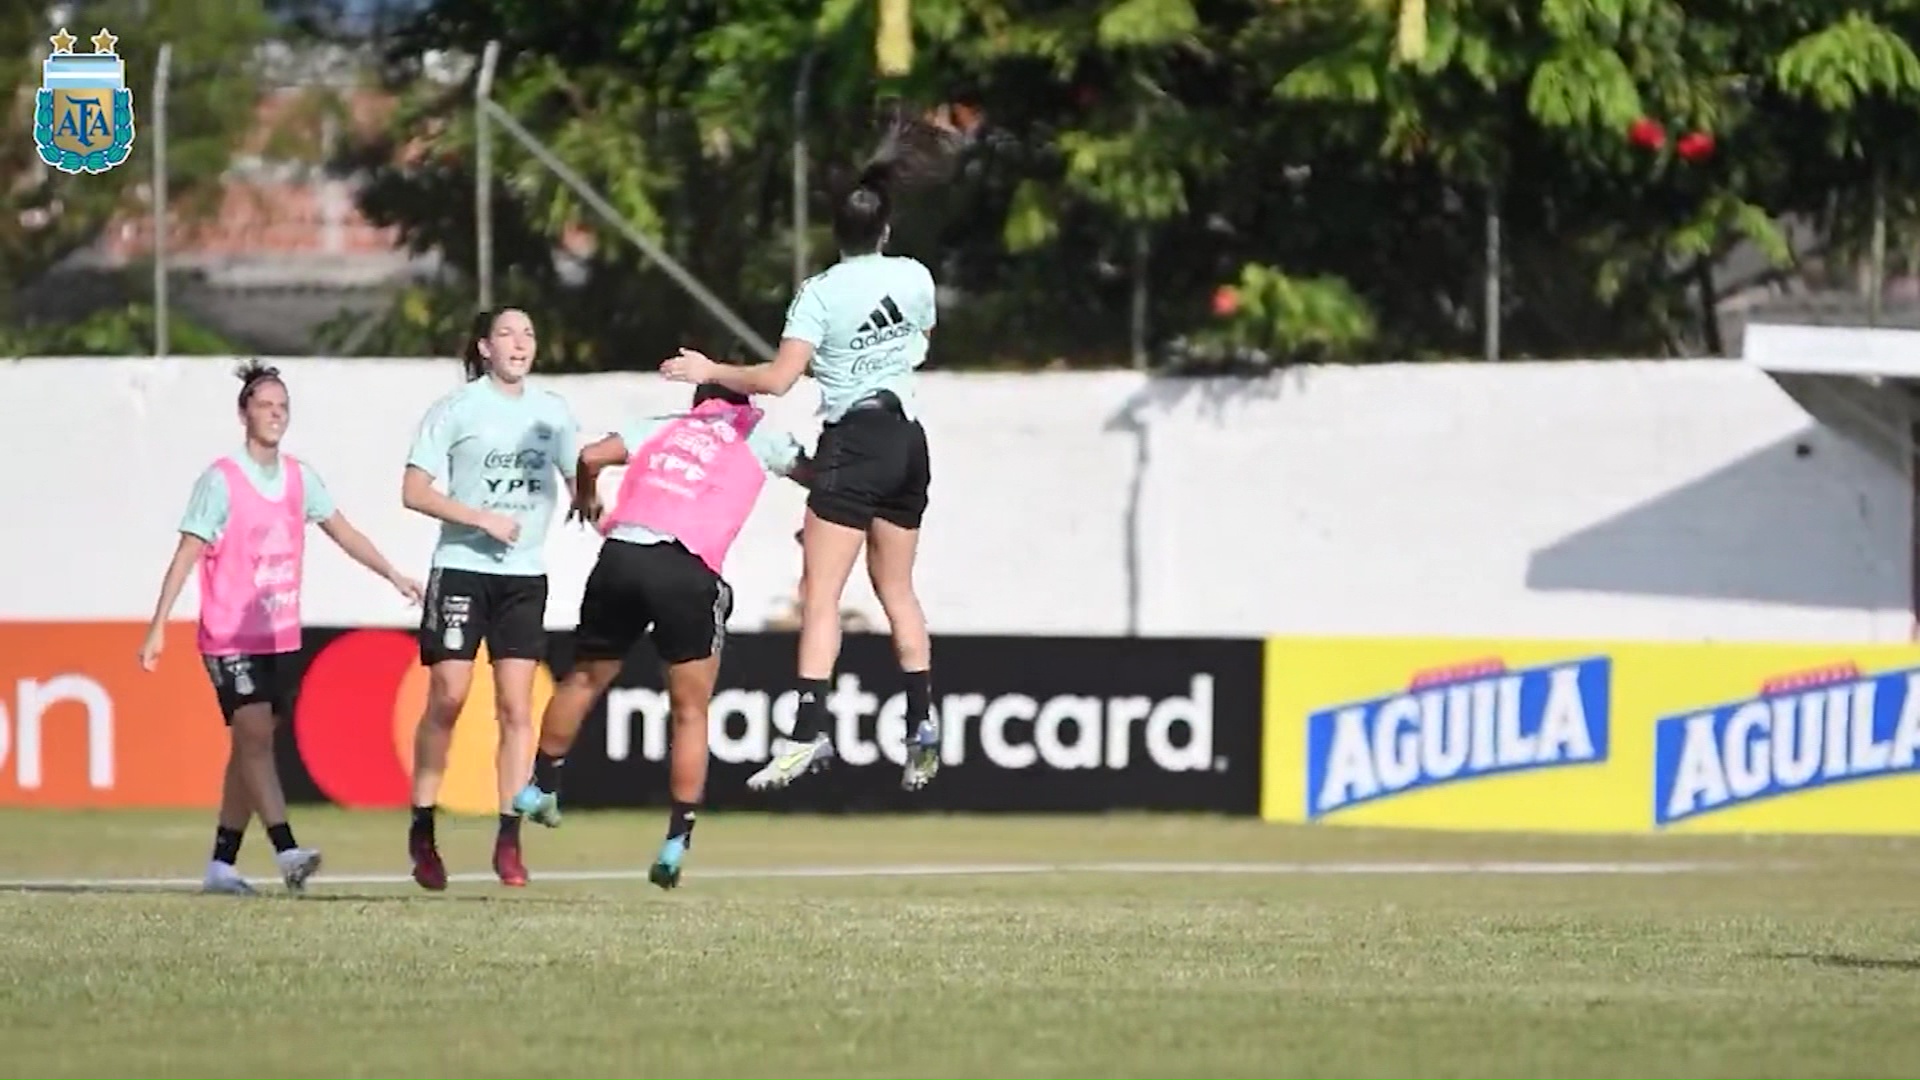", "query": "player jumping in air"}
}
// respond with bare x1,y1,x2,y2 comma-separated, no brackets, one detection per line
660,105,964,794
139,361,423,896
512,377,811,889
401,308,579,889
